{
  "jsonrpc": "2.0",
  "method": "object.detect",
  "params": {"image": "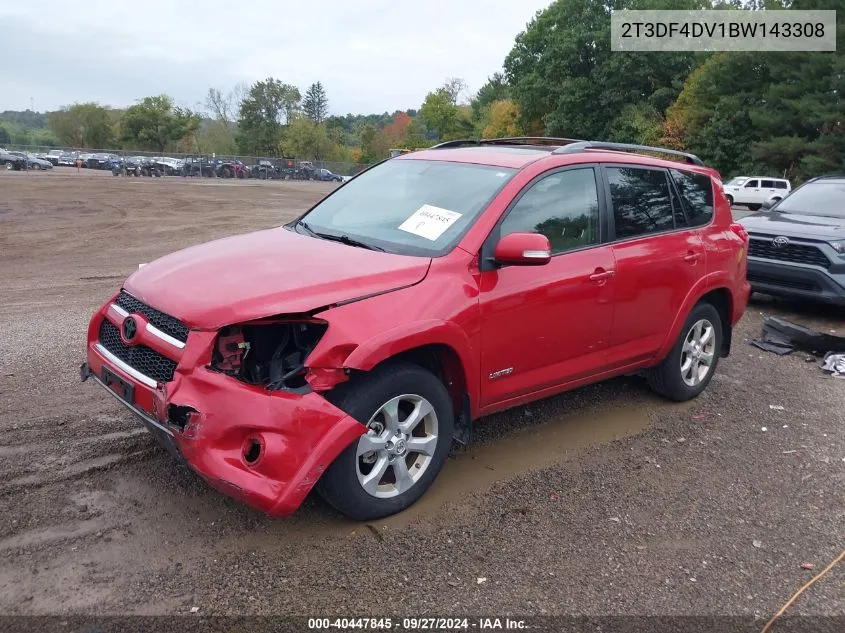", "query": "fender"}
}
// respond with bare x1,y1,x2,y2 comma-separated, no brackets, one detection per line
341,318,480,415
655,271,737,360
